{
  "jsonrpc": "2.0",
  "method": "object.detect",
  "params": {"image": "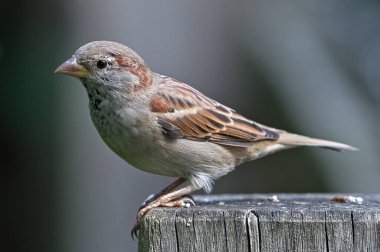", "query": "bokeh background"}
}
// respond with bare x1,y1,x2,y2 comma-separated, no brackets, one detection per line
2,0,380,251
